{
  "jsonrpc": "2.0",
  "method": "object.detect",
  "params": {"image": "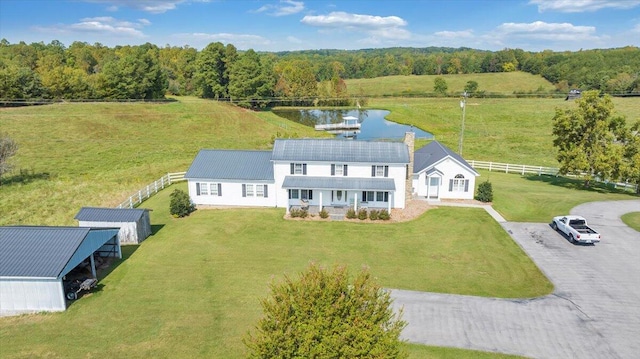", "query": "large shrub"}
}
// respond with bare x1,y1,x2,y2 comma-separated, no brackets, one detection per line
244,264,407,358
169,189,195,217
358,208,368,220
475,180,494,202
